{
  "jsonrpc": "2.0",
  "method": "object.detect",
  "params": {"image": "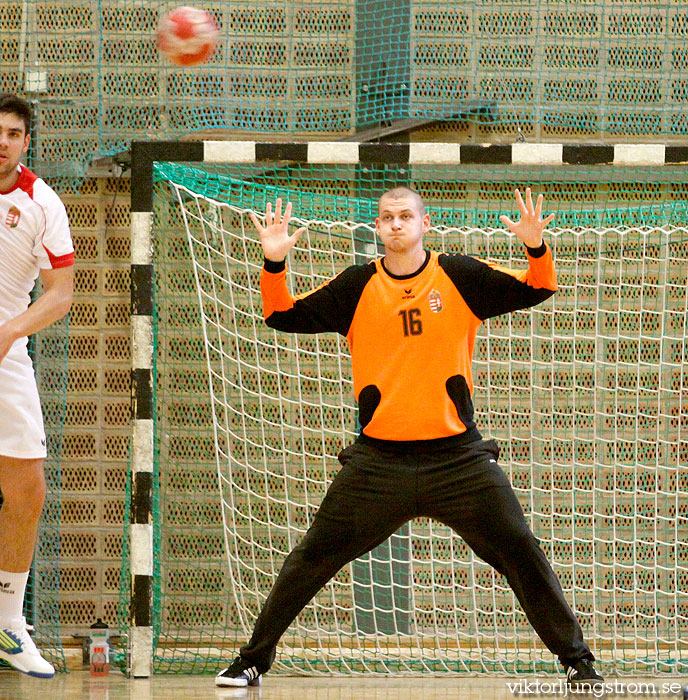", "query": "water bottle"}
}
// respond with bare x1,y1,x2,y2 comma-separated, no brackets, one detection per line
89,618,110,677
